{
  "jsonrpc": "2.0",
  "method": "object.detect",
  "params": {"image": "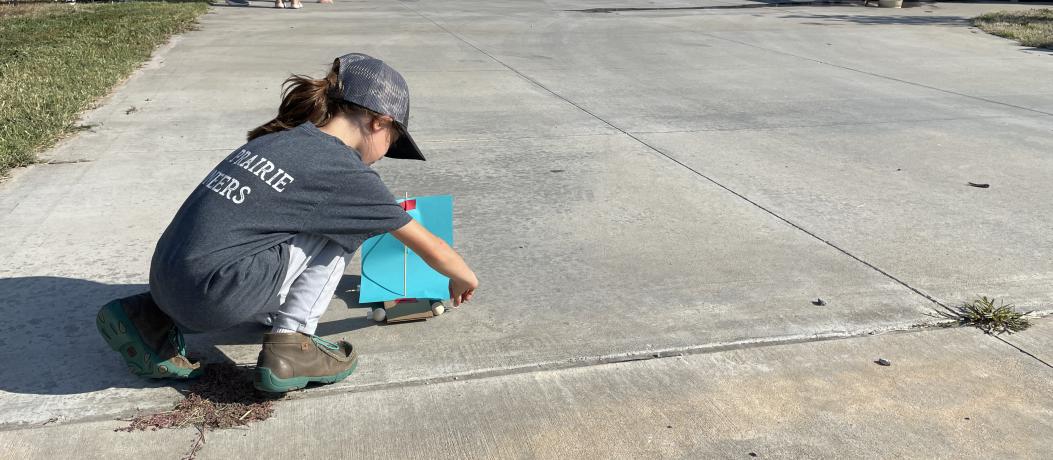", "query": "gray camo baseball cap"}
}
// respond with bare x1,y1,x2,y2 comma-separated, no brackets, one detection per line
334,53,424,161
